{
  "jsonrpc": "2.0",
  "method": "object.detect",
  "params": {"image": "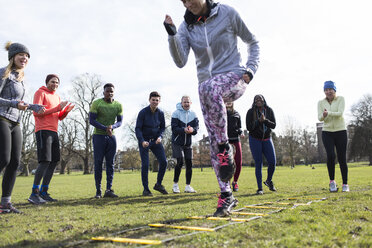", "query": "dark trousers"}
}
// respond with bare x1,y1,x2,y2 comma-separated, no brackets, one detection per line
139,141,167,190
322,130,348,184
249,135,276,190
93,134,117,191
173,158,192,185
229,141,242,183
0,119,22,198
